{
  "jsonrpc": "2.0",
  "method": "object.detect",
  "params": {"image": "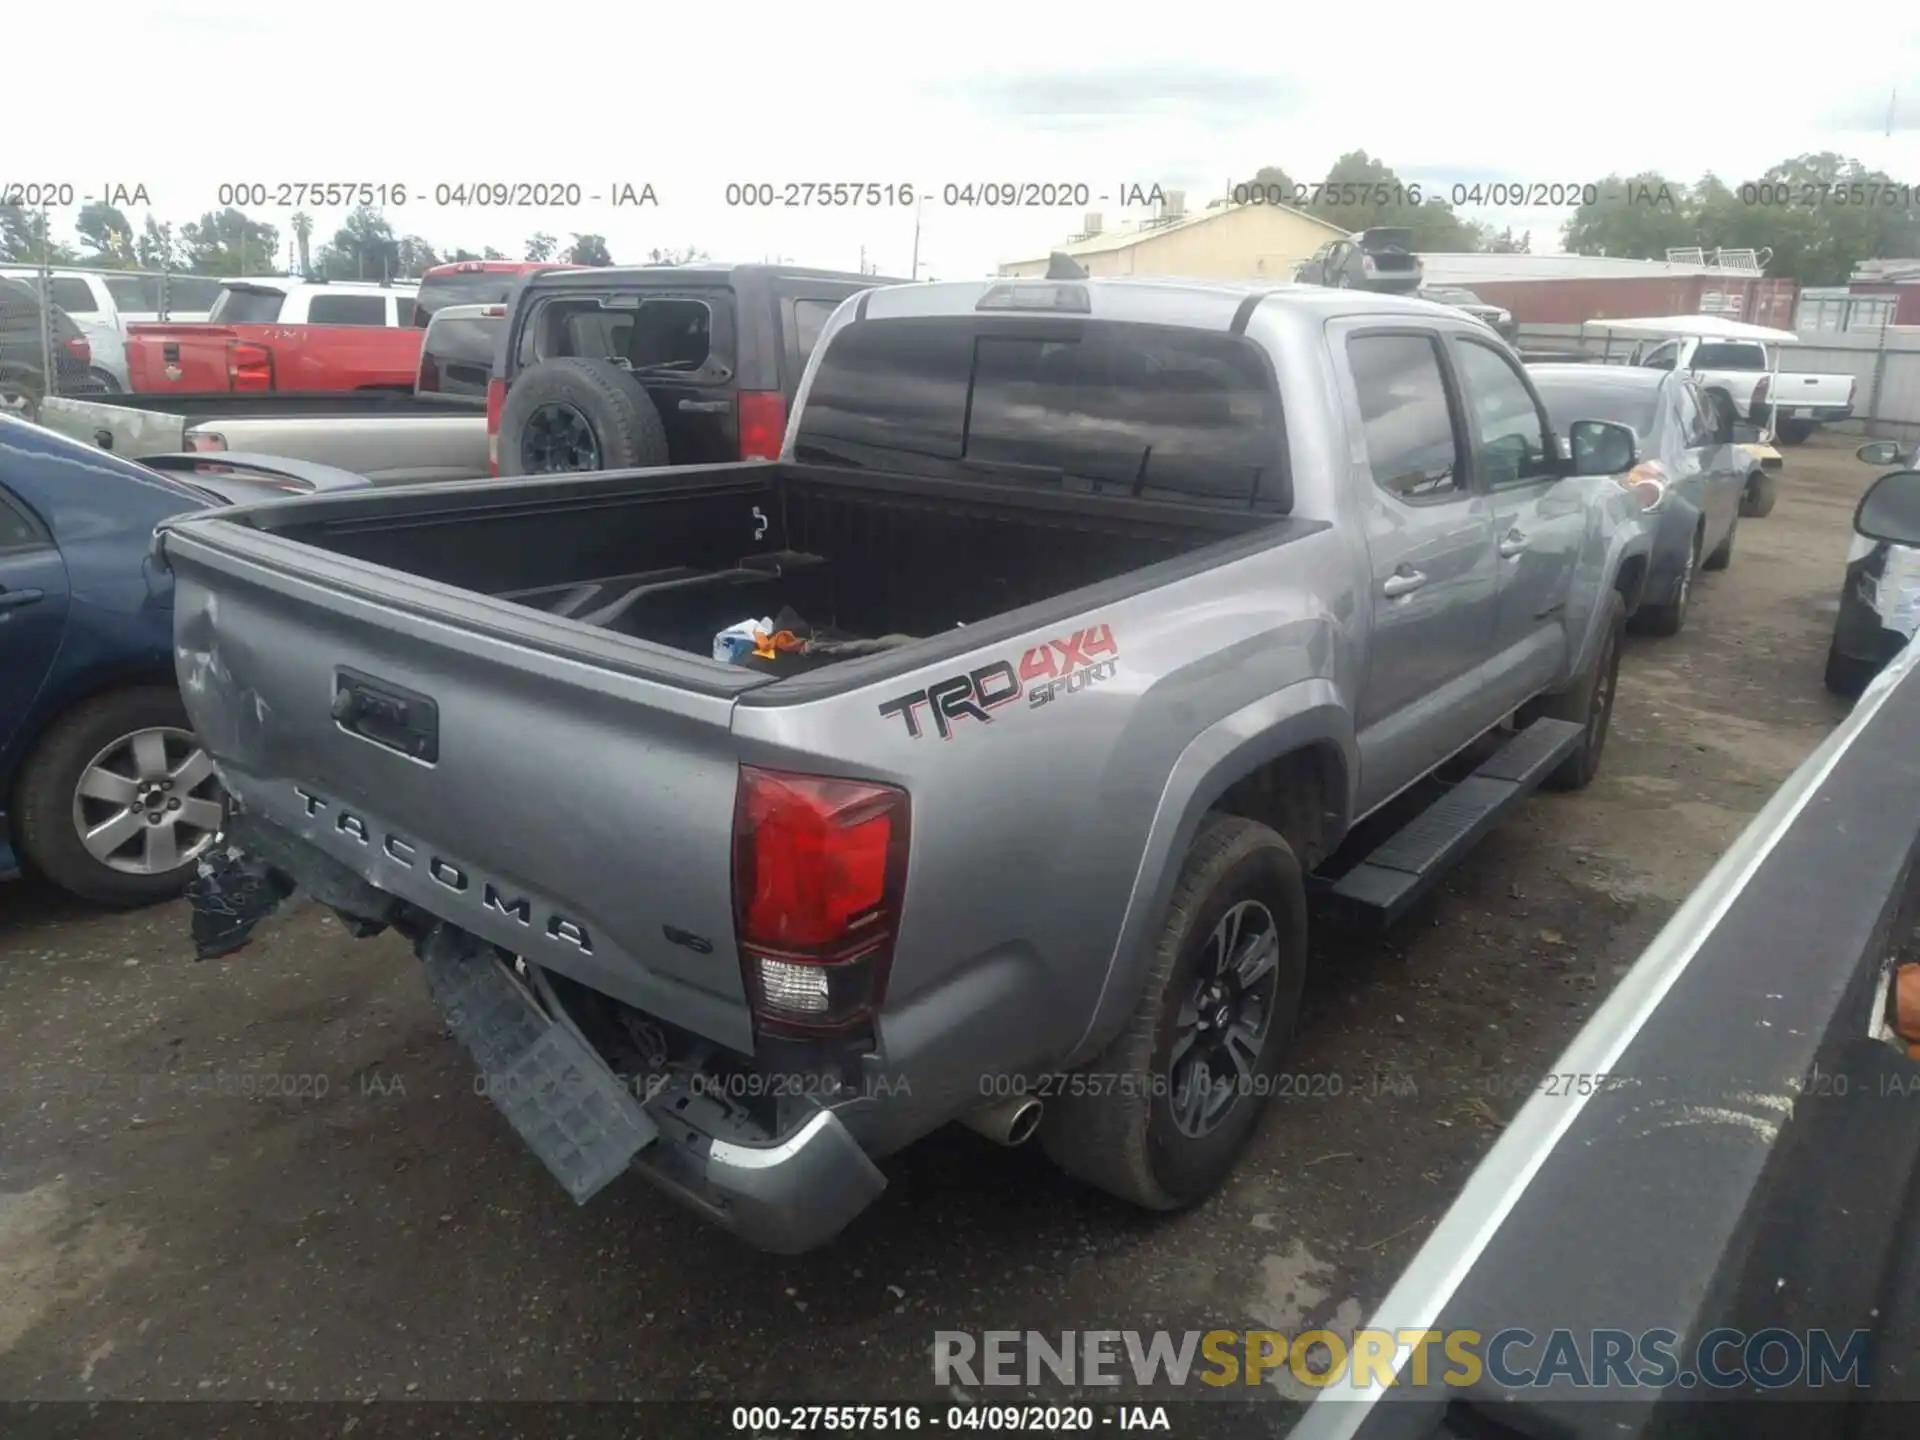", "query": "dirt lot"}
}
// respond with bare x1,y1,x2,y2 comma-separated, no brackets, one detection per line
0,436,1874,1409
